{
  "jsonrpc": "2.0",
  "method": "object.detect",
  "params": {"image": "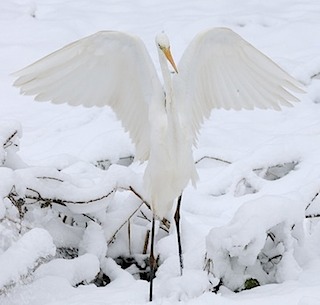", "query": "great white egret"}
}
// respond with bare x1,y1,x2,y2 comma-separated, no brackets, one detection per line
13,27,302,301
